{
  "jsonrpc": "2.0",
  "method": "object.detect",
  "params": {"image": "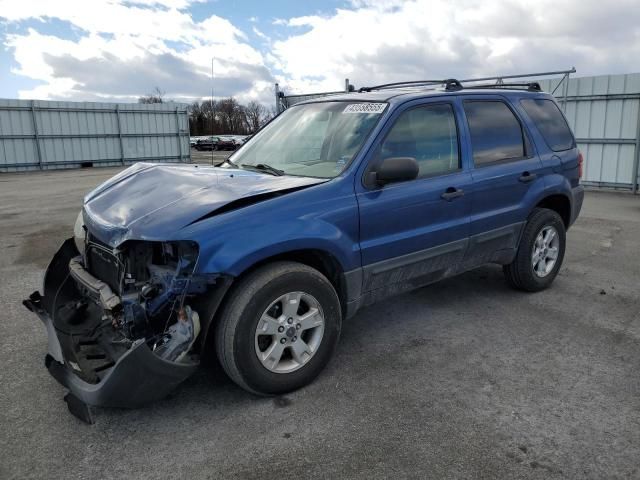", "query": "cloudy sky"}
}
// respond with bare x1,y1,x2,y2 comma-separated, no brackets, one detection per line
0,0,638,105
